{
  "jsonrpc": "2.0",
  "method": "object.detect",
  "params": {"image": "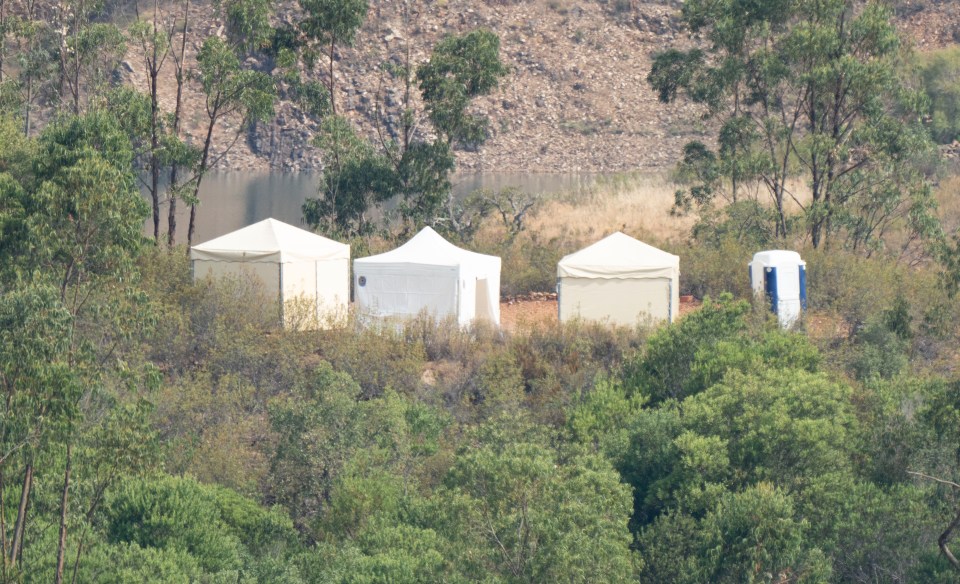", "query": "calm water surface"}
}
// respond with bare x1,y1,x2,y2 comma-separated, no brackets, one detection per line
152,171,601,244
